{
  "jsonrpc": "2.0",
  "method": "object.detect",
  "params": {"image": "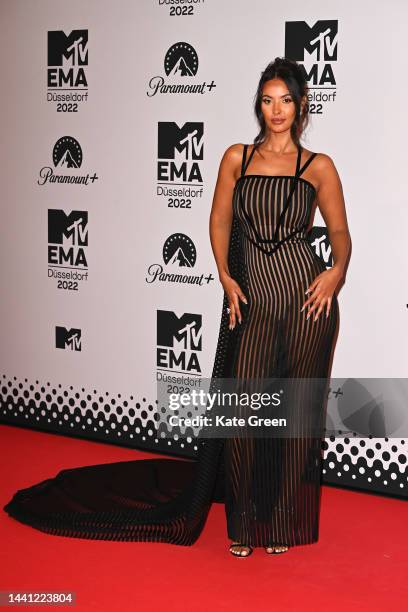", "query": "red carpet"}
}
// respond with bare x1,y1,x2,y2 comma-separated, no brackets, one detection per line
1,424,406,611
